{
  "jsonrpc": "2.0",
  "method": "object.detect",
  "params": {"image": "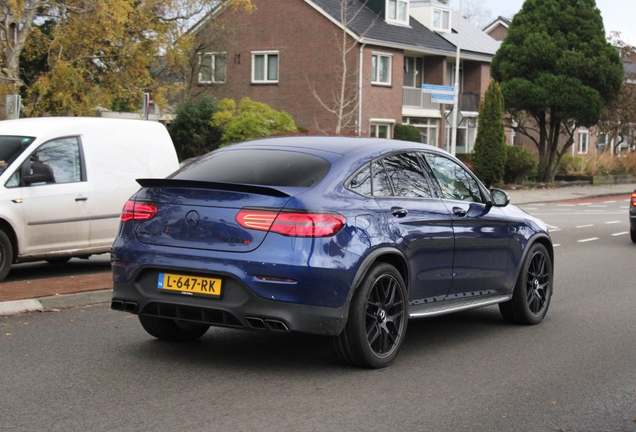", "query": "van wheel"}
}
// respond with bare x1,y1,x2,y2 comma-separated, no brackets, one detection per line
331,263,408,369
139,315,209,342
0,230,13,282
